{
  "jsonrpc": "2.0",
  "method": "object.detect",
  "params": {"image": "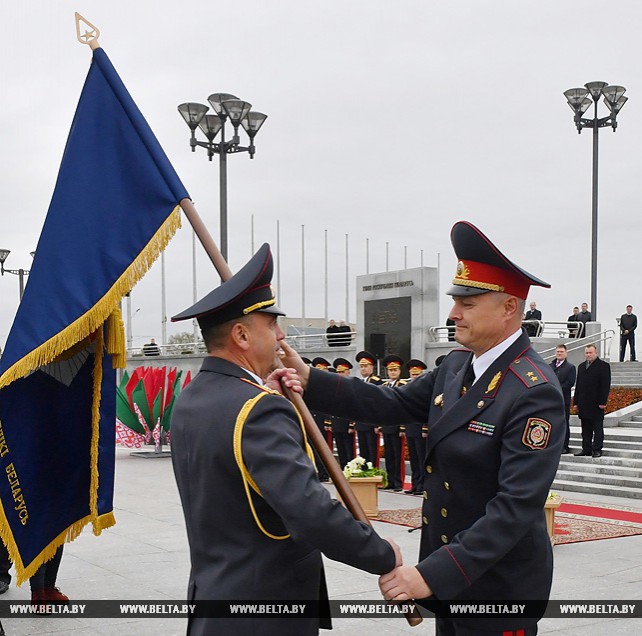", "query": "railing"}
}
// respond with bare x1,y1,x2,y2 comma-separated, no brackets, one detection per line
284,331,355,351
127,341,207,357
538,329,616,362
429,320,583,342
